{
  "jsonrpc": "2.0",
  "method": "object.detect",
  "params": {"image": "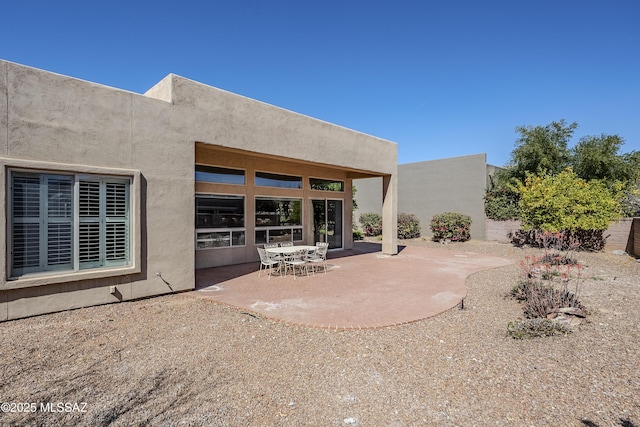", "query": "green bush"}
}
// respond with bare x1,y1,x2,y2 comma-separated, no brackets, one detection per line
510,229,607,251
397,213,421,239
517,168,622,232
430,212,471,242
352,229,363,240
507,319,572,339
359,212,382,237
484,188,520,220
